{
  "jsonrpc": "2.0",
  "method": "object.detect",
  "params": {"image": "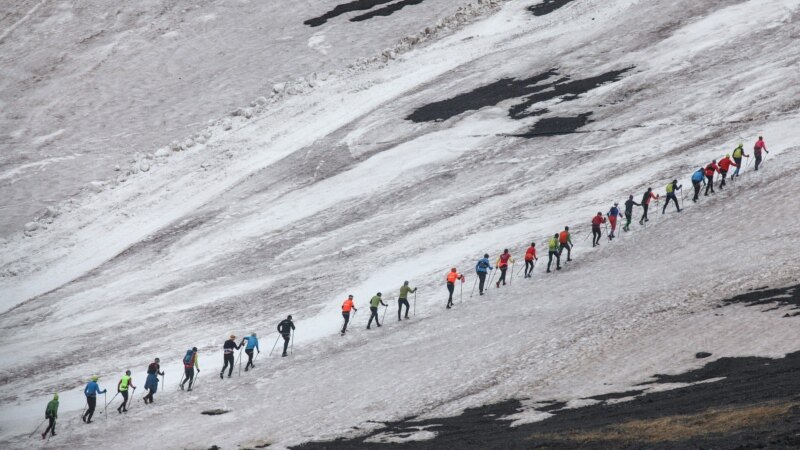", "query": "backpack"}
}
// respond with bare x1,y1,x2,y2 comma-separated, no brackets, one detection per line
477,259,488,270
183,350,193,365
